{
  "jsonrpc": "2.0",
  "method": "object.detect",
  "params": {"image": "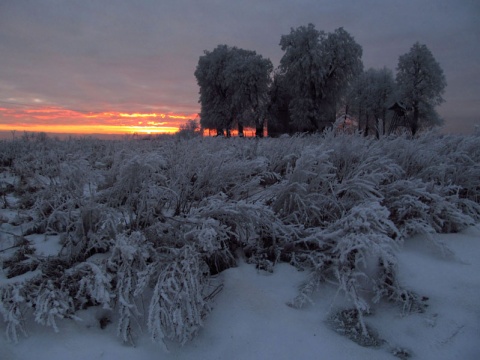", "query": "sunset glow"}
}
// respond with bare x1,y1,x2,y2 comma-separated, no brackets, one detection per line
119,113,190,120
0,106,198,136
